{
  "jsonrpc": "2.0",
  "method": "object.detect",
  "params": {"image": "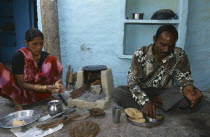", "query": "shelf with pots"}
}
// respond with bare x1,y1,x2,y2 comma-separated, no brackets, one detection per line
120,0,188,58
124,19,179,24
